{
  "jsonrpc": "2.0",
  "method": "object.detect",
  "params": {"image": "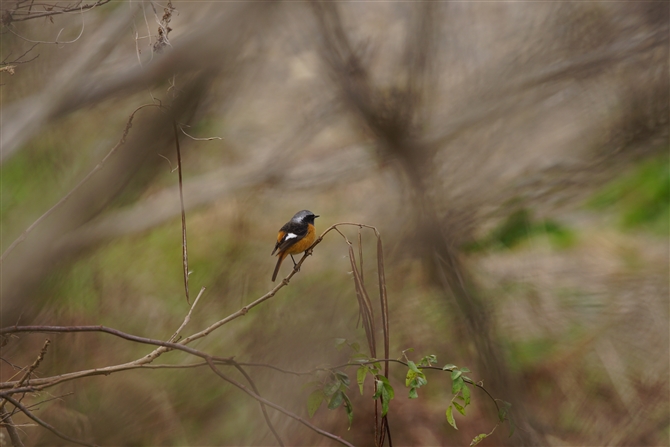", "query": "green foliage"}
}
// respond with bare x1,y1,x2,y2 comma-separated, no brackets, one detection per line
507,337,556,370
446,404,457,430
372,375,395,417
497,400,515,436
307,390,326,417
443,364,473,430
470,425,498,446
309,343,509,440
588,154,669,234
307,369,354,428
464,208,575,252
405,361,428,399
493,209,534,248
470,432,488,446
